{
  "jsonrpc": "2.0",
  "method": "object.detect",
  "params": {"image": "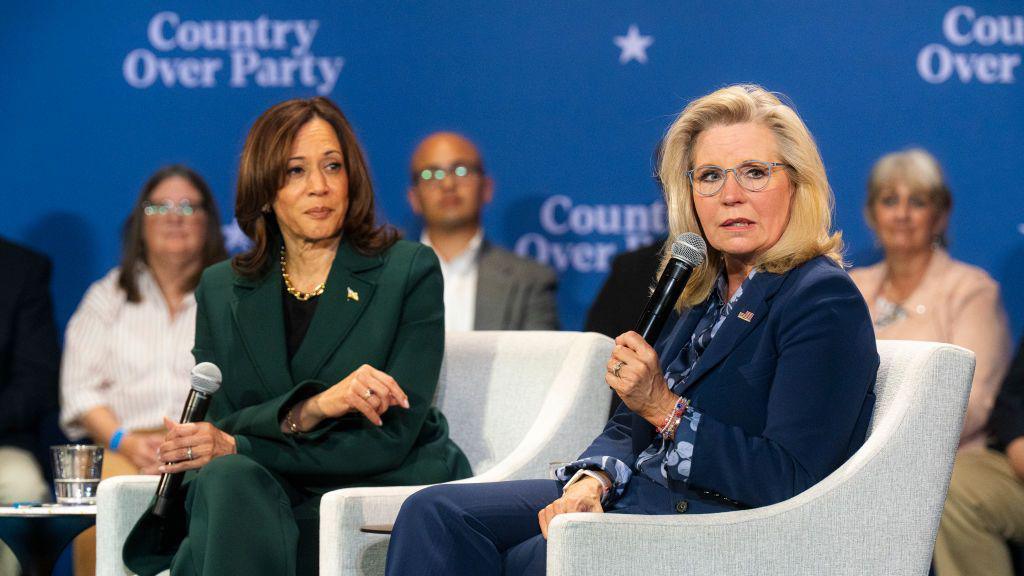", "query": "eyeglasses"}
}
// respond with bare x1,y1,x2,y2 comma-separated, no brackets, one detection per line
142,199,204,217
687,161,789,197
414,164,483,189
